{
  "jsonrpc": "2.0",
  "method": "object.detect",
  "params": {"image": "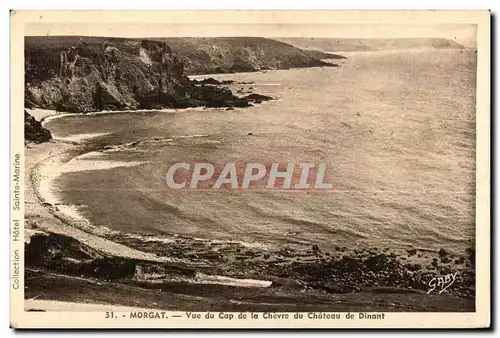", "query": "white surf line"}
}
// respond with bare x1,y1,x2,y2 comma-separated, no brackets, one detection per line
38,149,147,226
31,106,232,128
33,125,147,232
175,134,210,139
195,273,272,288
25,108,71,122
36,154,274,288
188,78,282,87
116,232,272,252
31,111,247,248
29,109,276,282
31,151,185,264
51,133,111,143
